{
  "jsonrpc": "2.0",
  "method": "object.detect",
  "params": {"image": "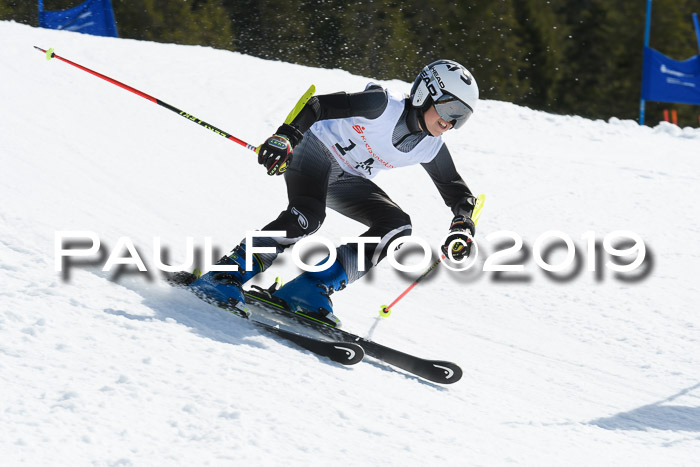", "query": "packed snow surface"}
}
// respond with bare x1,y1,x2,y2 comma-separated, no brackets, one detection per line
1,21,699,466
